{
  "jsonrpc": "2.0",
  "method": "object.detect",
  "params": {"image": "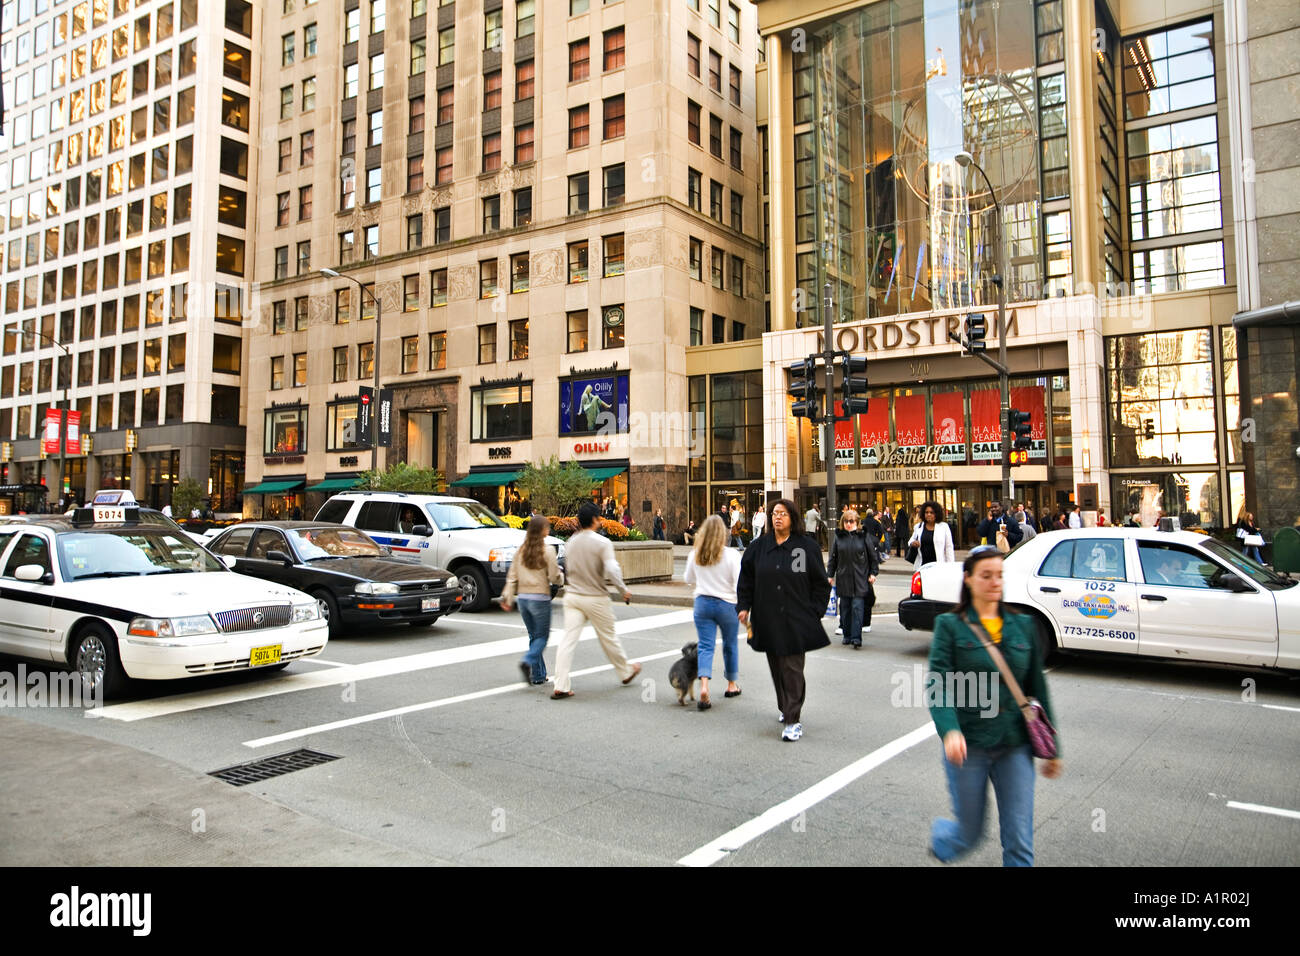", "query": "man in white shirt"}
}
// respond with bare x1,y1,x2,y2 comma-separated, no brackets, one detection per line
1068,505,1082,529
805,503,822,549
550,503,639,699
751,505,767,537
